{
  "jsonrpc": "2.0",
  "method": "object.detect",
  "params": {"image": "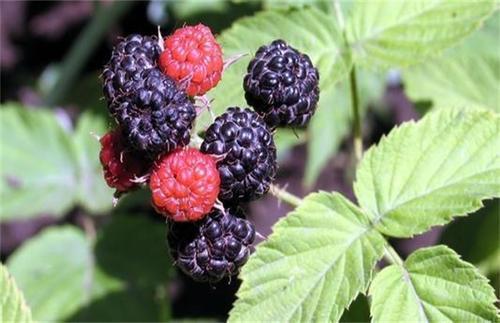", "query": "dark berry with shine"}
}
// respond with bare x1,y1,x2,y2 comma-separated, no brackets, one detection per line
201,107,277,203
243,39,319,128
110,68,196,153
102,34,161,105
168,207,255,283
